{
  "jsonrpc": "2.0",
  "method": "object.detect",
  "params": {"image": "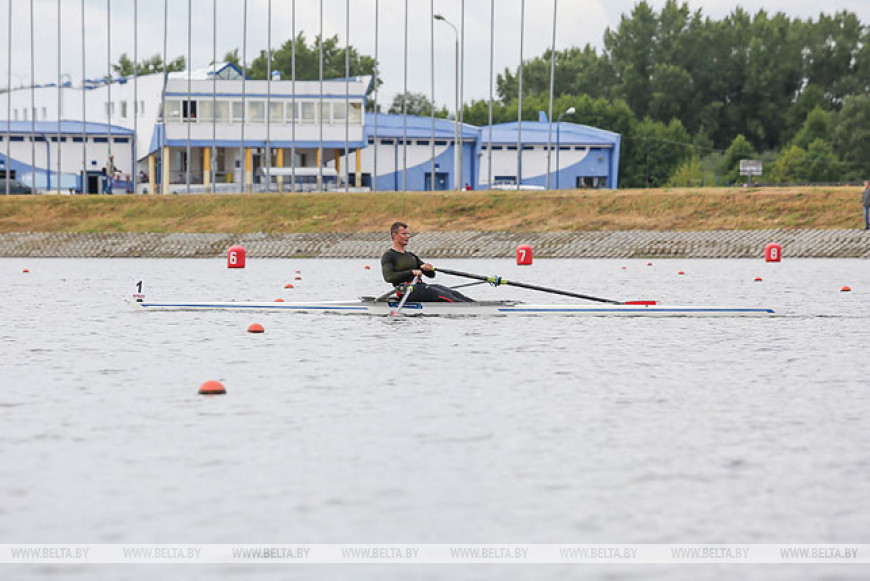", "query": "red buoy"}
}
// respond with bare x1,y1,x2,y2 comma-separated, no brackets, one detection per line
364,265,371,270
754,277,763,282
678,271,685,275
284,283,294,289
198,380,226,395
274,298,285,302
247,323,265,333
765,242,782,263
22,268,30,273
516,245,533,265
295,276,302,280
227,245,246,268
841,286,852,292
